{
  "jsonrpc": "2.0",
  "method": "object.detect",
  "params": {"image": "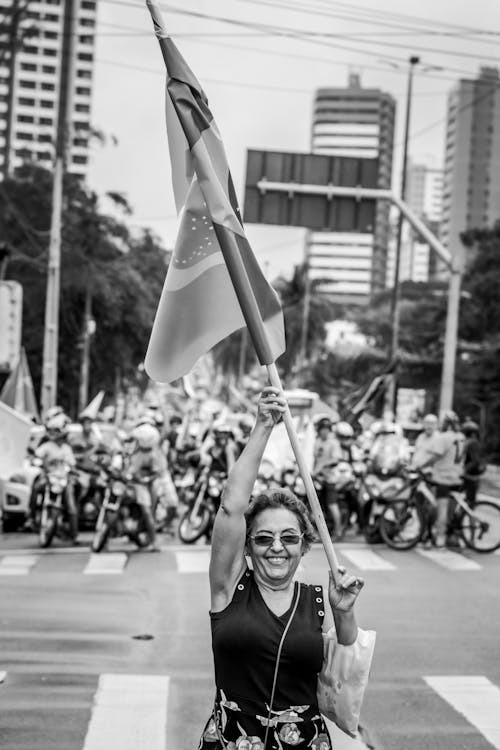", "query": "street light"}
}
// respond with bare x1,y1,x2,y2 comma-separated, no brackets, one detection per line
390,55,420,361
